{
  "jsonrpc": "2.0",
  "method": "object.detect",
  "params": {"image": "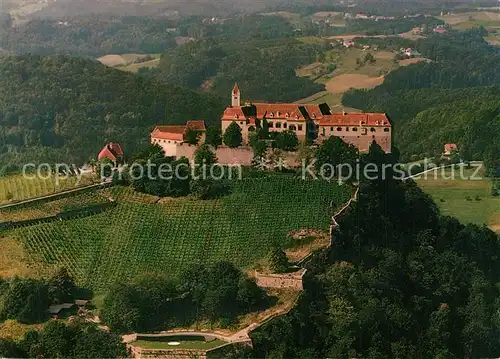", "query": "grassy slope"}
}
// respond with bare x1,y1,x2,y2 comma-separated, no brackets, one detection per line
416,167,500,232
3,178,352,291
